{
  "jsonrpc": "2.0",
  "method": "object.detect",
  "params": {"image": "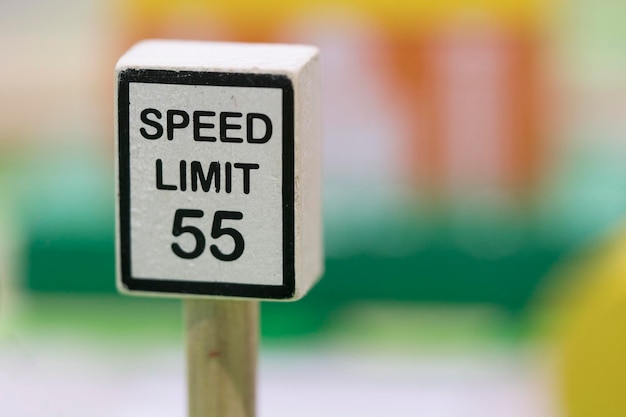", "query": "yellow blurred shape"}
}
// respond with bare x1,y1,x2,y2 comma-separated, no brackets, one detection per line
546,225,626,417
118,0,548,32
